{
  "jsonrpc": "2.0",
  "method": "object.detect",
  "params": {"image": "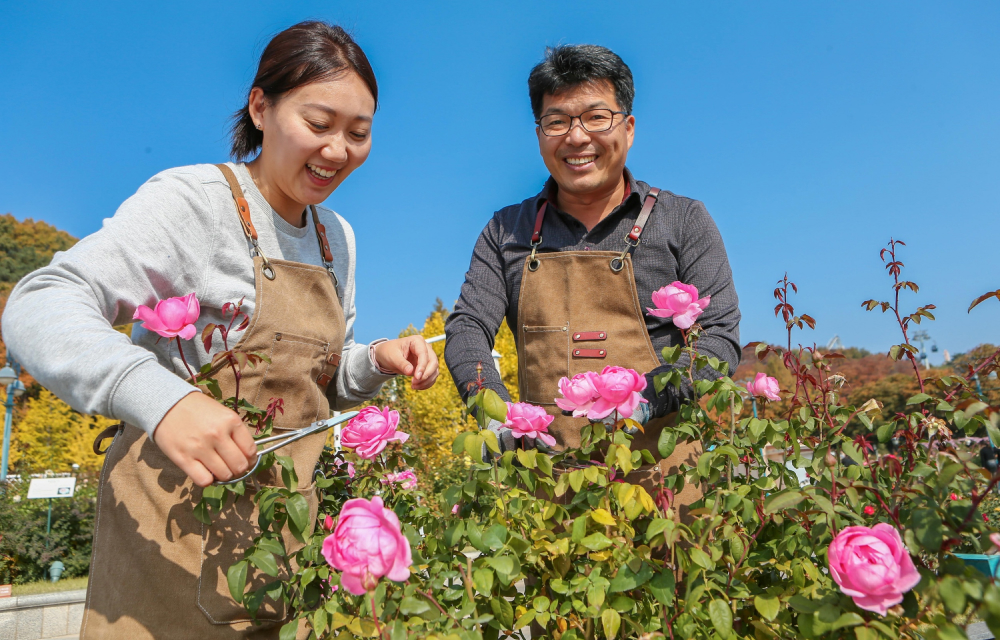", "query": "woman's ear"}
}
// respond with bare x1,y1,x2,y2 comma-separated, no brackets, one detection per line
247,87,268,129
